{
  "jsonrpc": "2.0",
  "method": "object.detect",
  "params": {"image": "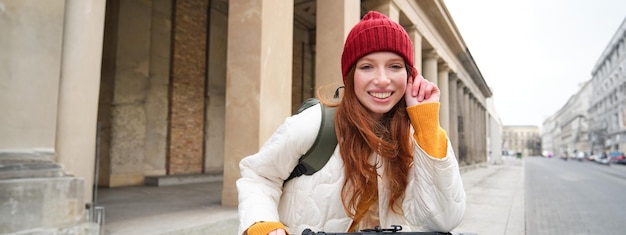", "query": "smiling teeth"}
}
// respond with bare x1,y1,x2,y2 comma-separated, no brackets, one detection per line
370,92,391,99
